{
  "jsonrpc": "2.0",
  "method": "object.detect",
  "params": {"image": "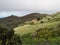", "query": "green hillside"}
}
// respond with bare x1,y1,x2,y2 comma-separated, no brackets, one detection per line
0,12,60,45
14,12,60,45
14,21,60,36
